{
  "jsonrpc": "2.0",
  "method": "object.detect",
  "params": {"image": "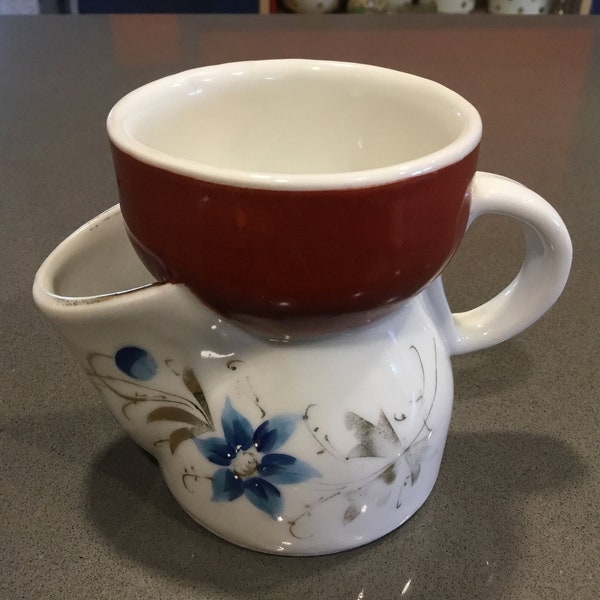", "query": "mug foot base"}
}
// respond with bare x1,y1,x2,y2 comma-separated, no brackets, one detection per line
175,479,438,556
